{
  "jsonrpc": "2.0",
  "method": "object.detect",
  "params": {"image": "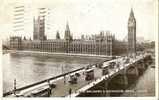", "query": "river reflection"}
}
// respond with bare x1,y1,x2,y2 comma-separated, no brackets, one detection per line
2,53,106,93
